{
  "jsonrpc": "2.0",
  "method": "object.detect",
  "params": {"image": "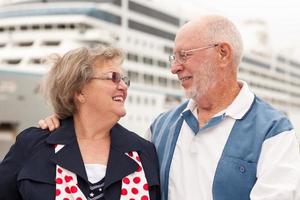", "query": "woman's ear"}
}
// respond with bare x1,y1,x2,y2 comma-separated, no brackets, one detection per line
75,90,86,104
